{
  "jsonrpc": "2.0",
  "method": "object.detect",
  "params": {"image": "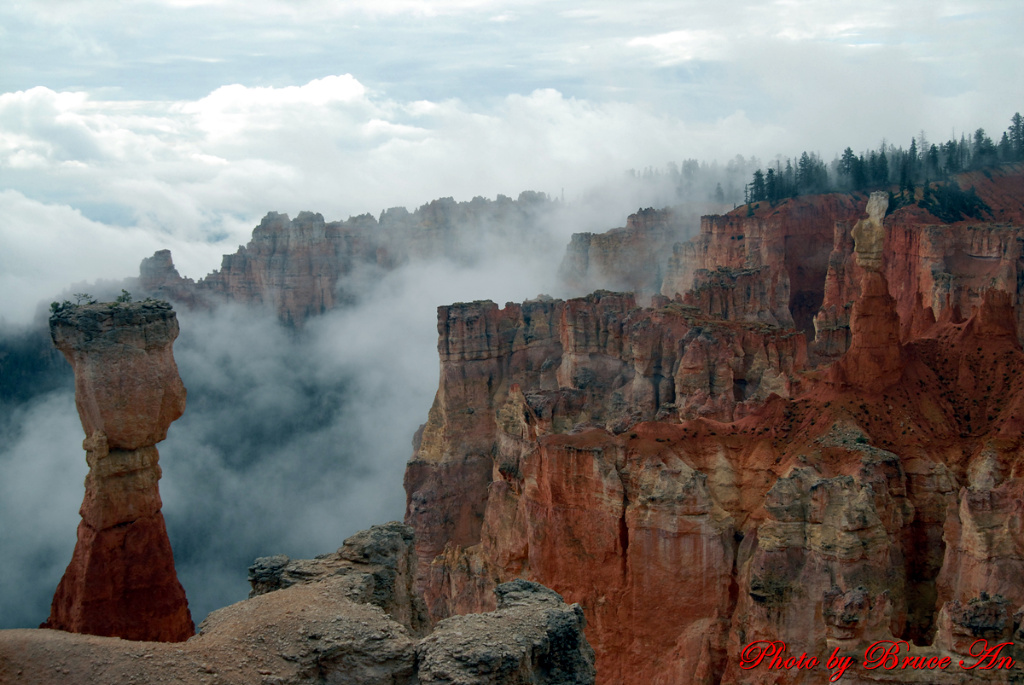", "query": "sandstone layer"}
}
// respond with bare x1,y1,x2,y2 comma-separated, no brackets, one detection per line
407,170,1024,684
1,523,595,685
44,300,193,642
